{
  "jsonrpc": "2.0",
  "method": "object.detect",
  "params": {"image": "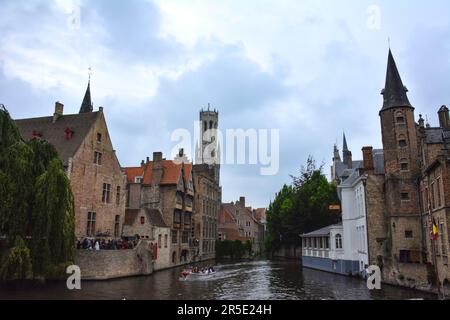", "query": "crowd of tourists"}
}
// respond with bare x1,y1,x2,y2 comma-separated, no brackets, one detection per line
76,237,139,250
